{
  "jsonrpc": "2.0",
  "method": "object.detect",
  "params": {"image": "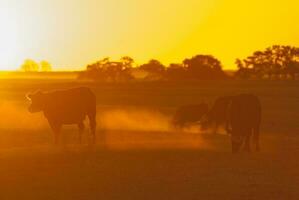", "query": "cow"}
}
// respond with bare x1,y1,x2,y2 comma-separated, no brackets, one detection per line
202,96,233,134
227,94,261,153
172,103,209,129
27,87,97,144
